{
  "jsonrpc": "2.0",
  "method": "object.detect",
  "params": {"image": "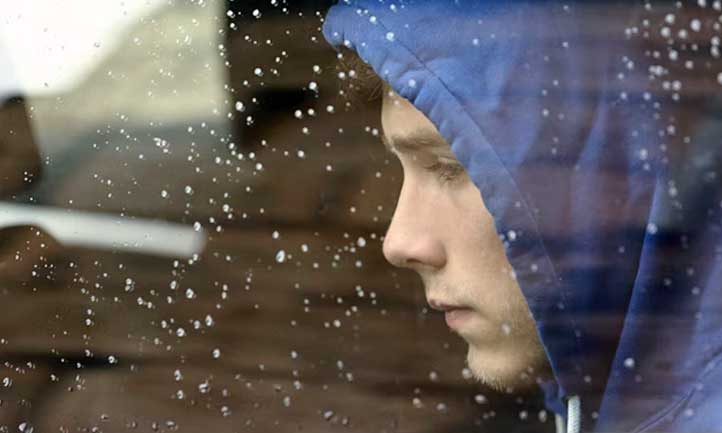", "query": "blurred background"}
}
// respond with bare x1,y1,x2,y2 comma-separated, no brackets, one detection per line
1,1,720,432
